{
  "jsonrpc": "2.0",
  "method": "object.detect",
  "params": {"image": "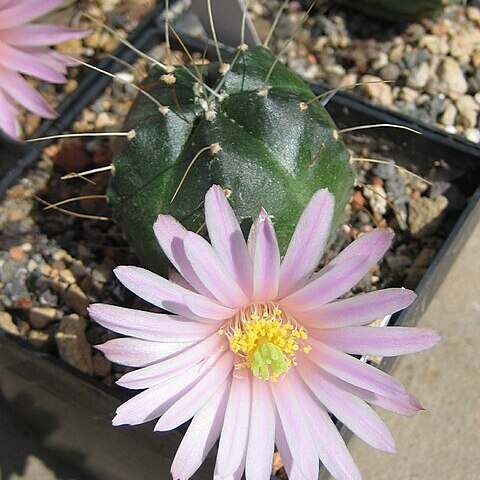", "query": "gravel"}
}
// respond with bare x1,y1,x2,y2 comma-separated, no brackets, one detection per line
252,0,480,143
